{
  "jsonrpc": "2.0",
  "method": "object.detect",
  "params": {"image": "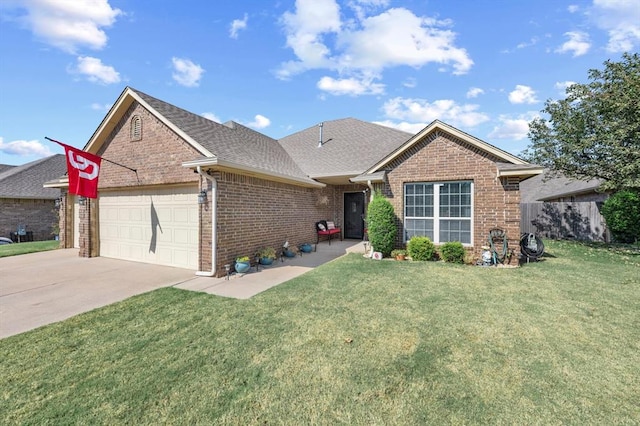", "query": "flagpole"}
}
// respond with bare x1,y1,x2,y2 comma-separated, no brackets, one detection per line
45,137,137,173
